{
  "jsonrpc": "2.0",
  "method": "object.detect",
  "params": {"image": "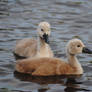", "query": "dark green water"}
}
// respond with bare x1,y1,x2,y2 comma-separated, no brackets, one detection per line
0,0,92,92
